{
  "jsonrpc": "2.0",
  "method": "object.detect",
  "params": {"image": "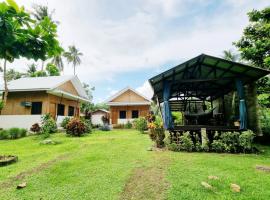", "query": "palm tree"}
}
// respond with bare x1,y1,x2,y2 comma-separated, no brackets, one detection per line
32,4,58,23
27,64,38,77
64,46,83,75
51,53,64,72
222,50,238,62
